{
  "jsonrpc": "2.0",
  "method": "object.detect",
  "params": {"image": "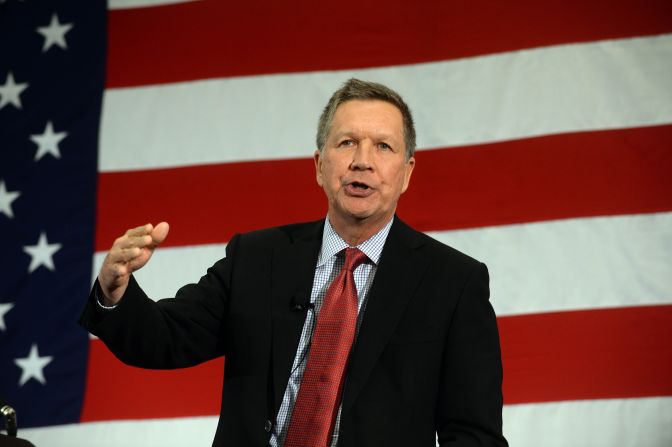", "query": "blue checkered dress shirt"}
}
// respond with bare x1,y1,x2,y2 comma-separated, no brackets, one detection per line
270,217,393,447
